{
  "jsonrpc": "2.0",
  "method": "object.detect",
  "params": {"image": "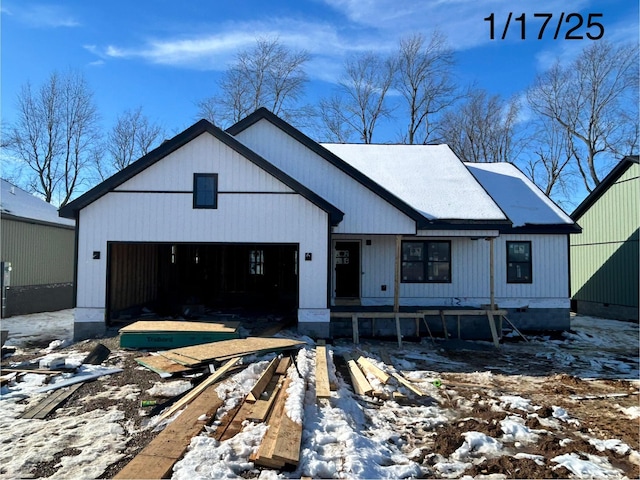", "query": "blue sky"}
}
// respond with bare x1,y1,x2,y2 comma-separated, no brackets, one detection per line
2,0,637,139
